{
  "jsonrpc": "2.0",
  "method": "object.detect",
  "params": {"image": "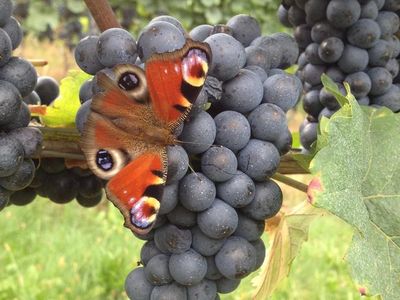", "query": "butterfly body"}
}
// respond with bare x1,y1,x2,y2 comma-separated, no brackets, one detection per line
80,39,211,235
